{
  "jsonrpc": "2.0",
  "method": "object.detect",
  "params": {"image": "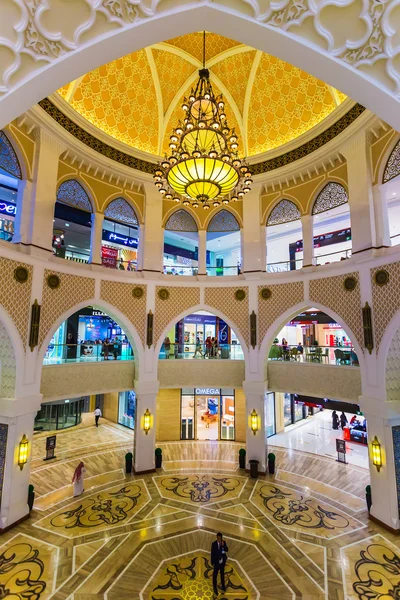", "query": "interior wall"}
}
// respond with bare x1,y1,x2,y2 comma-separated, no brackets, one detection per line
156,388,181,441
274,392,285,433
234,388,245,443
103,391,118,423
